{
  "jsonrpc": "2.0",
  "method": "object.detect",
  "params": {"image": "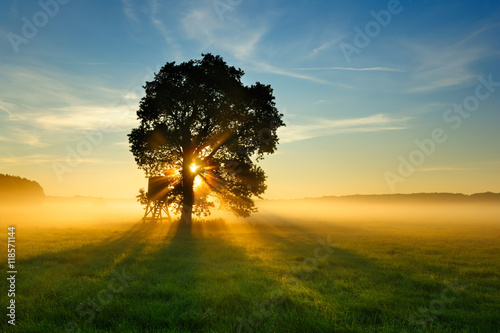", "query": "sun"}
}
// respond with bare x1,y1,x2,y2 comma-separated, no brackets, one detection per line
189,163,203,188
